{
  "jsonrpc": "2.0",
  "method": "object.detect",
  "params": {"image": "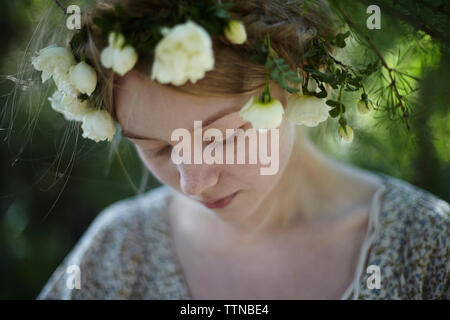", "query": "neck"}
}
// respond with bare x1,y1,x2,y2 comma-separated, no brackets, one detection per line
220,126,382,244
